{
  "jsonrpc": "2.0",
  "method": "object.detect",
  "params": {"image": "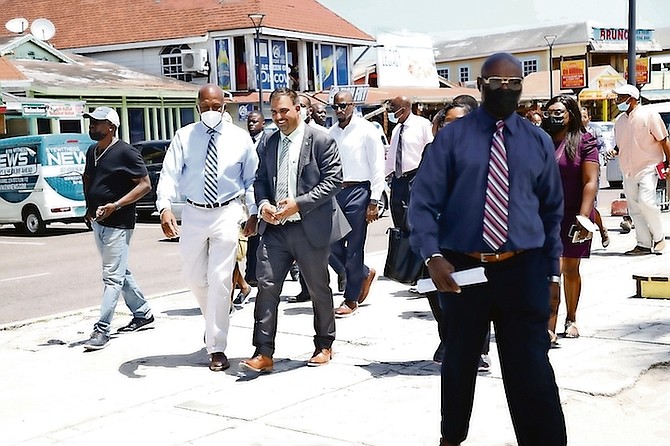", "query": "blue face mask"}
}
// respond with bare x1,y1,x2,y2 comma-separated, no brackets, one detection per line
617,100,630,112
